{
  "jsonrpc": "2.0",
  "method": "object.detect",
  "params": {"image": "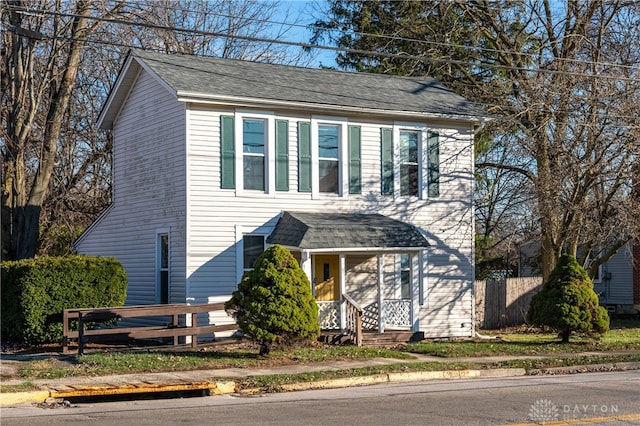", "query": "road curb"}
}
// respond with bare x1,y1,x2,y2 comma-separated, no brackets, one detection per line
278,368,526,392
0,363,634,407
